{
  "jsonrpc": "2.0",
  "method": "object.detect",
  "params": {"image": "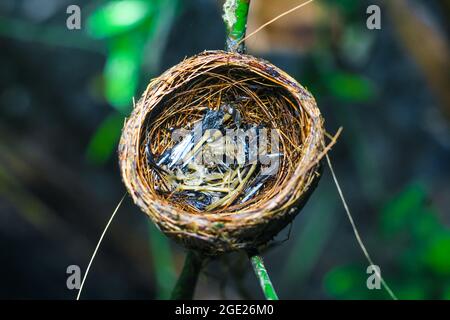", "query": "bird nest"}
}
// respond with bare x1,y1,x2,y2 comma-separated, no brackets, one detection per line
119,50,326,255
